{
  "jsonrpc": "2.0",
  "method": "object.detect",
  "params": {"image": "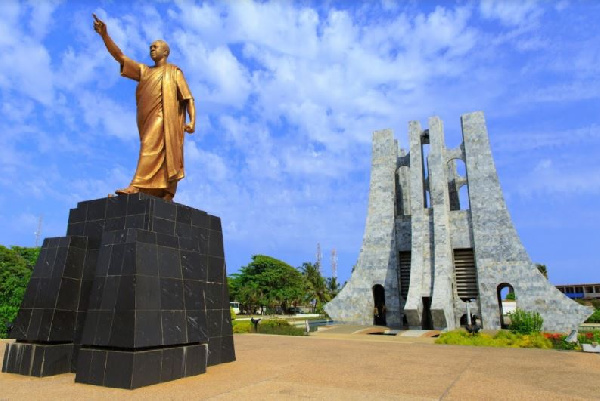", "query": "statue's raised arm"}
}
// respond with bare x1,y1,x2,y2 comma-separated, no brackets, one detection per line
93,14,125,64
